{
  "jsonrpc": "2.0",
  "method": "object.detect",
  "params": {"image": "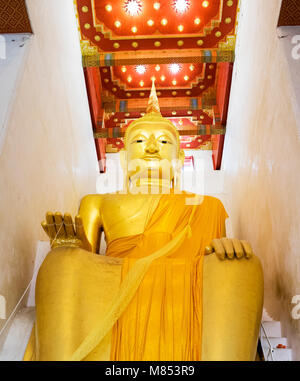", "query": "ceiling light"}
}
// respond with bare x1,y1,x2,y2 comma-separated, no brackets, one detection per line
153,2,161,10
160,75,166,81
202,1,209,7
161,18,168,26
189,64,195,71
147,19,154,26
127,76,132,82
194,18,201,25
105,4,112,12
178,25,184,32
172,79,177,86
121,66,127,72
155,65,161,71
169,63,181,74
136,65,146,74
131,26,138,33
139,80,144,87
124,0,142,16
184,75,189,81
115,20,121,28
173,0,190,14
